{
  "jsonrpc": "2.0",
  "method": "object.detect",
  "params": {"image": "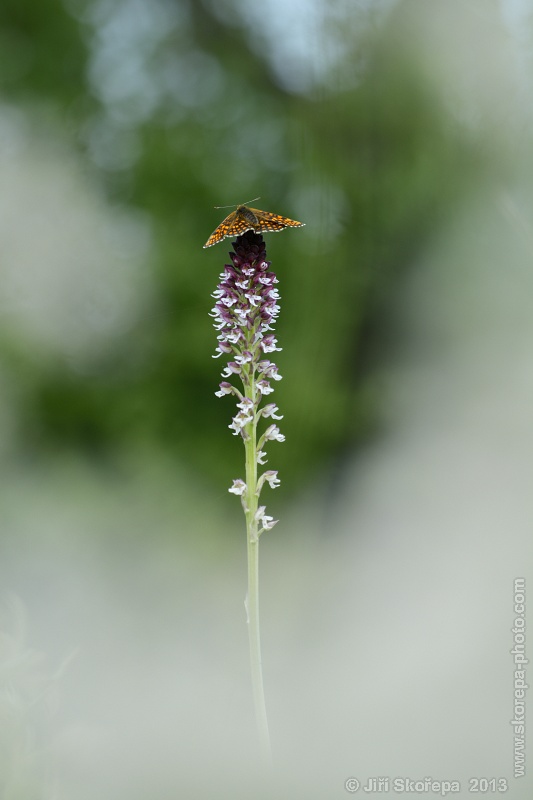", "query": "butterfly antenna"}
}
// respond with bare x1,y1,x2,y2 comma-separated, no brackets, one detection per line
214,196,260,209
